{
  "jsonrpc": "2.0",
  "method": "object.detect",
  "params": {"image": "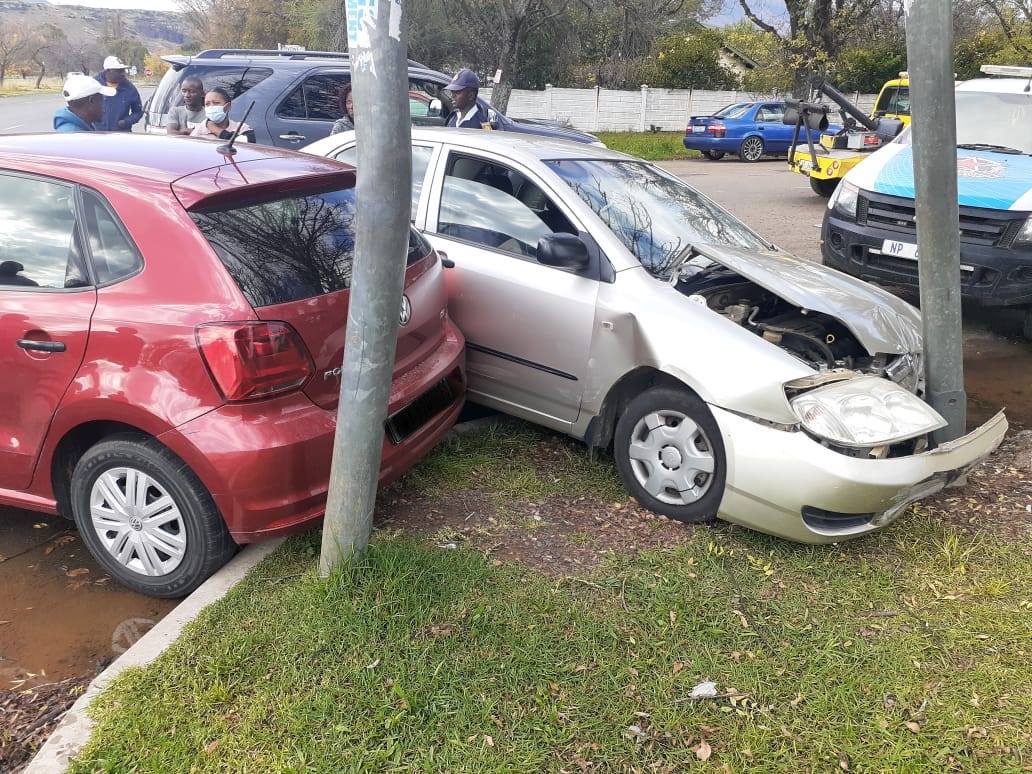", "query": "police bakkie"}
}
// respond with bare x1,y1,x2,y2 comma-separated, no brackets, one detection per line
821,65,1032,339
